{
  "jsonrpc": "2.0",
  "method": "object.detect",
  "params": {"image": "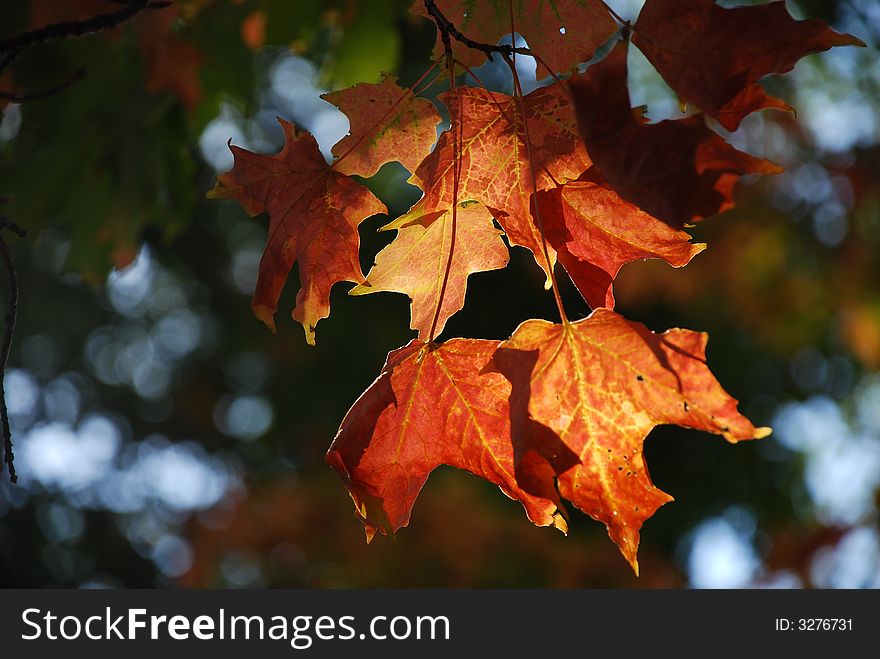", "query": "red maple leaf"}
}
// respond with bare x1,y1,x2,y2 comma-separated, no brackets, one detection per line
210,121,385,343
570,39,783,227
633,0,865,131
536,169,705,309
326,339,572,541
210,78,442,342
